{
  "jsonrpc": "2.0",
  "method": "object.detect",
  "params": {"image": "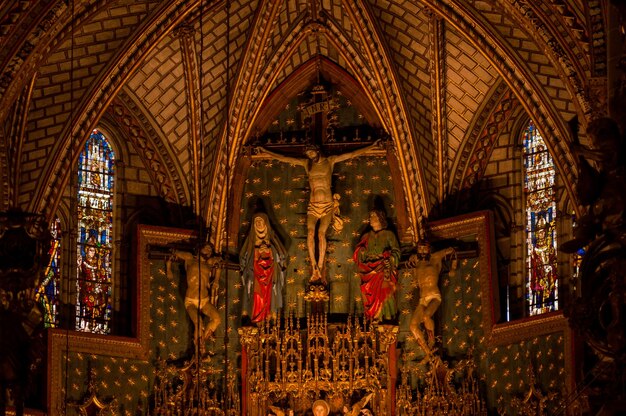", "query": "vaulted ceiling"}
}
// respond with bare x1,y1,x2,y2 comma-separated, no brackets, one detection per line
0,0,614,242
